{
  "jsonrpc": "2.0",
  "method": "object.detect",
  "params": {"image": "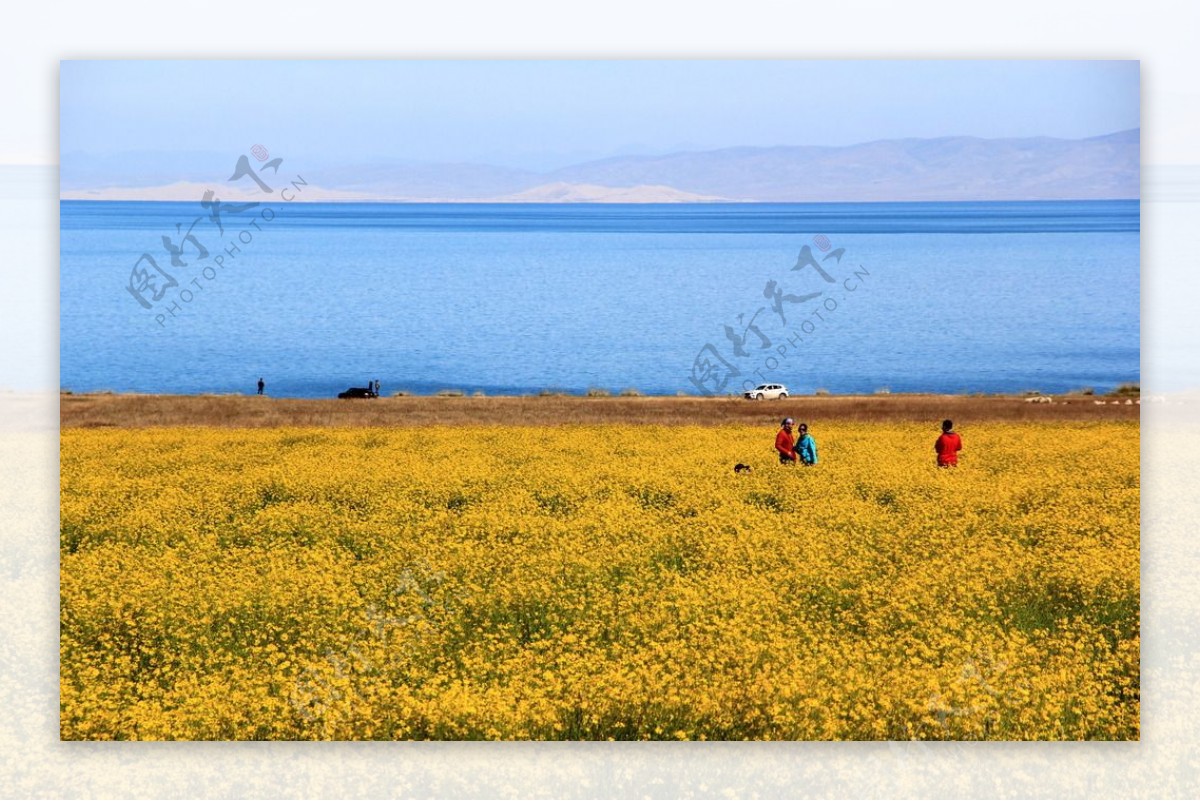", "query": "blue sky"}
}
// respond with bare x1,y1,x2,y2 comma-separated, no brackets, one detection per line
60,60,1139,172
